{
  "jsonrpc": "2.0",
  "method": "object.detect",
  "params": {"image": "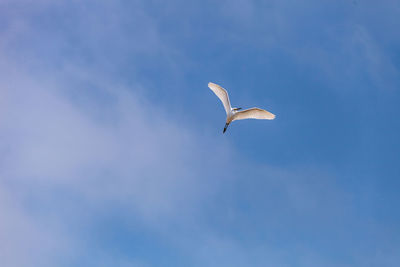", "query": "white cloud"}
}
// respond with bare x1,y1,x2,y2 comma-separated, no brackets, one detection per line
0,55,235,265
